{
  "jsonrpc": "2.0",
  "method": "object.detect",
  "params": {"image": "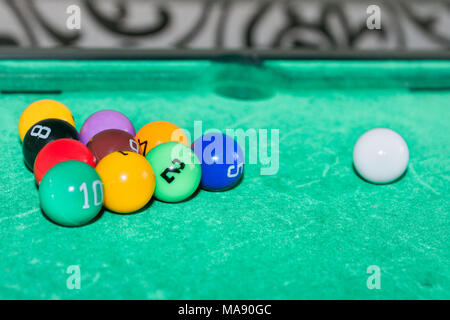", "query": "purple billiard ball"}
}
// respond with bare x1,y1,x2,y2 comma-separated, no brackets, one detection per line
79,110,135,145
192,133,244,191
